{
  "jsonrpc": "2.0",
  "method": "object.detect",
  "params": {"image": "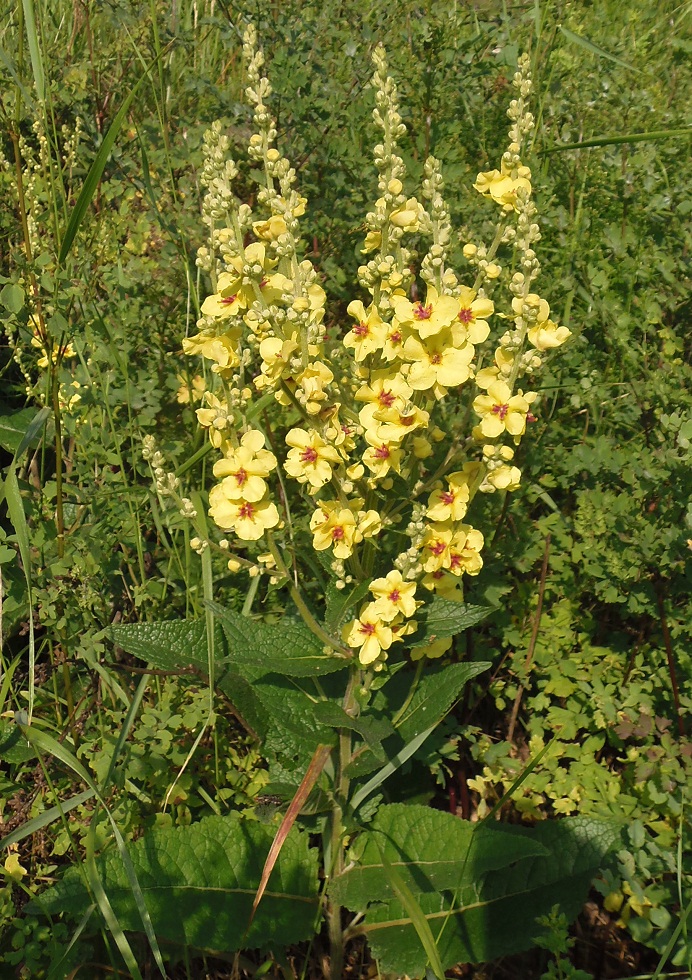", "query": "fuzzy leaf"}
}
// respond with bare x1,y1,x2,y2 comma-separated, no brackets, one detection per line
417,598,494,643
324,579,370,629
32,813,319,953
334,806,620,976
396,661,490,743
211,603,350,677
109,620,266,737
